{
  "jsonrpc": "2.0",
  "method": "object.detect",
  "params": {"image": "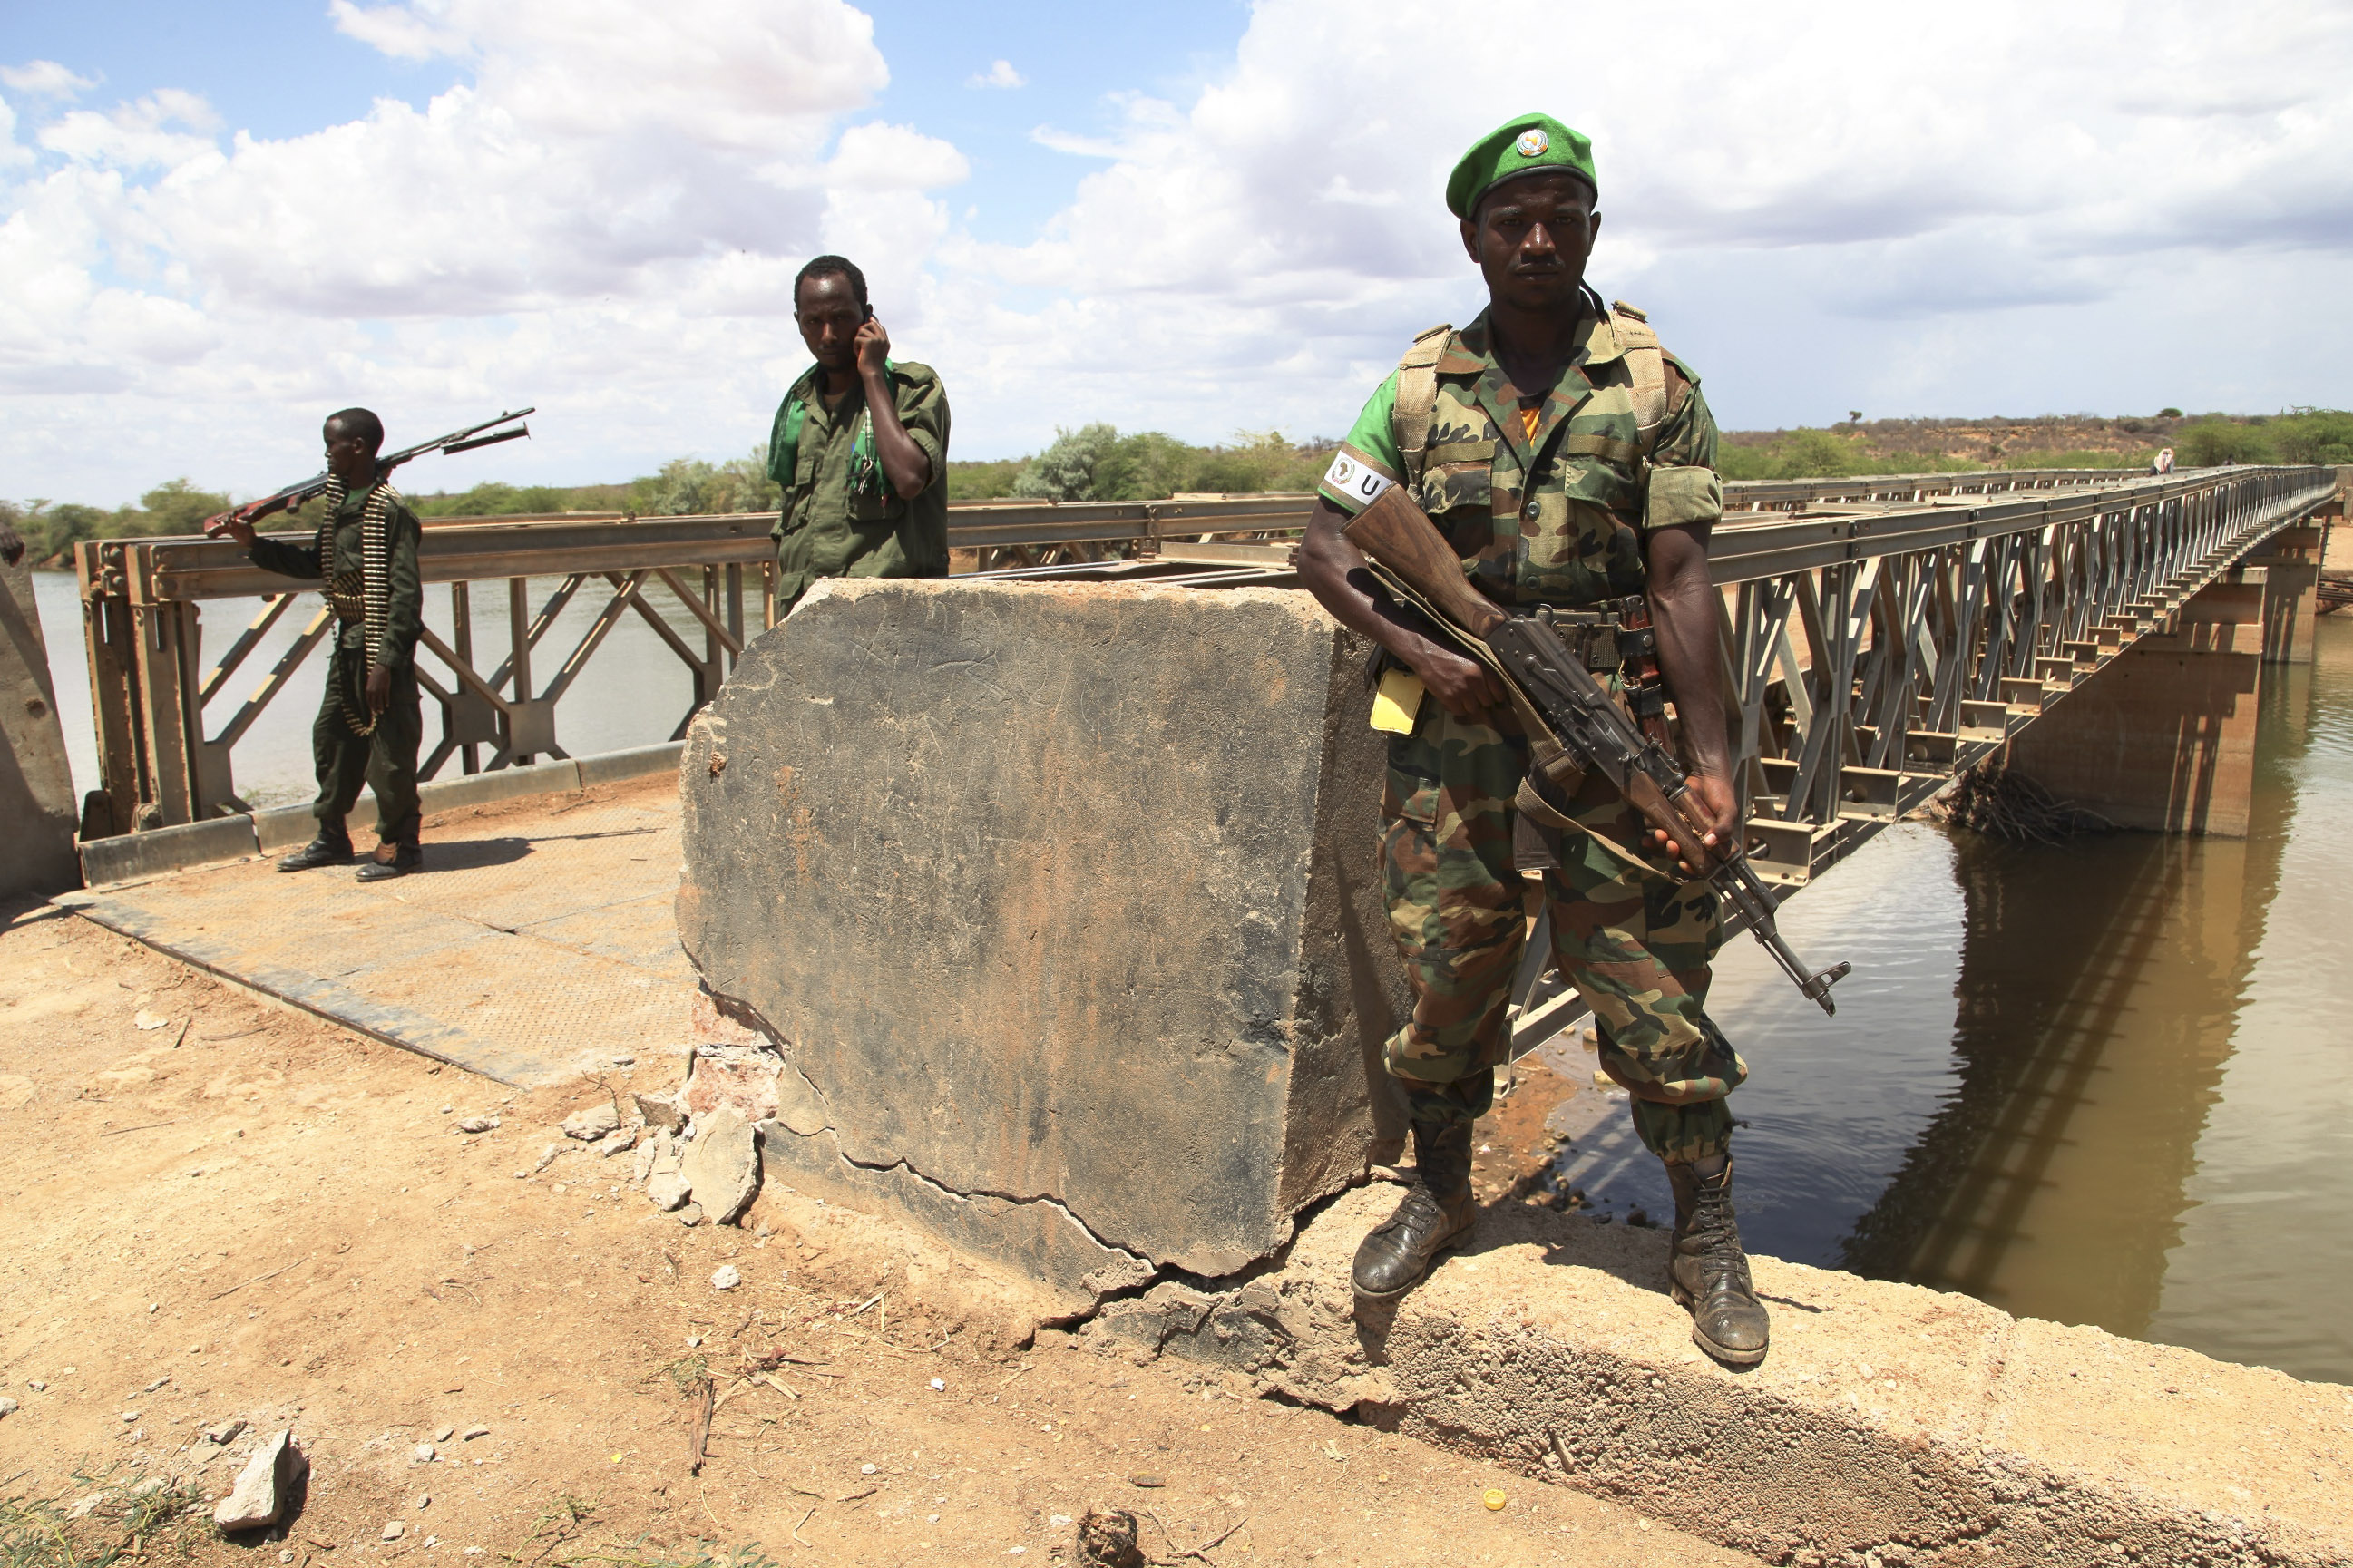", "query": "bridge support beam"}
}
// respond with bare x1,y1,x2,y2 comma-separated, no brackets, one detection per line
2247,526,2324,665
2007,576,2263,835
